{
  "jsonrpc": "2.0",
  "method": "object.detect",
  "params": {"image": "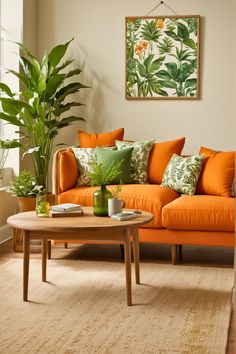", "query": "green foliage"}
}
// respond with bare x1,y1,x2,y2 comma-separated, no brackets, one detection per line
0,39,88,189
88,159,123,186
0,139,21,179
0,139,21,149
141,20,161,42
111,184,122,198
183,18,198,36
157,37,174,55
7,170,43,197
